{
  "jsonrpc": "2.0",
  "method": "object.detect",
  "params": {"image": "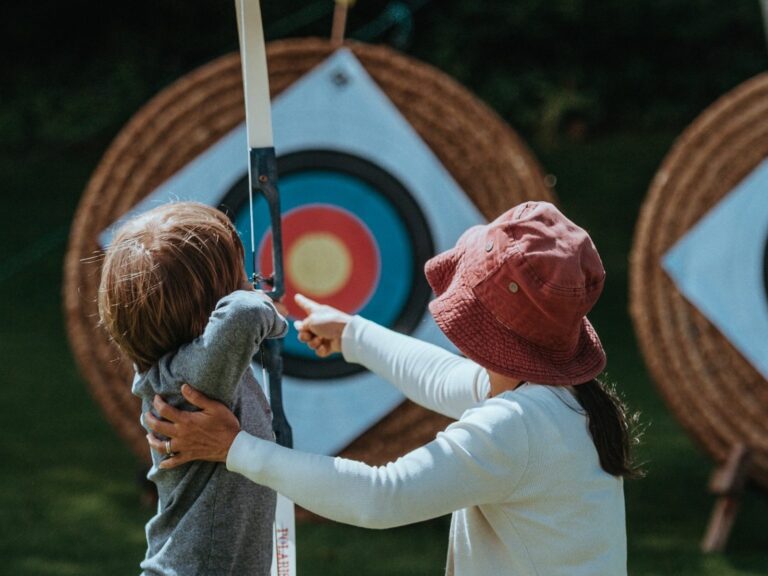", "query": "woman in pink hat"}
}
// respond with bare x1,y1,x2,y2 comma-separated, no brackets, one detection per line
147,201,638,575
